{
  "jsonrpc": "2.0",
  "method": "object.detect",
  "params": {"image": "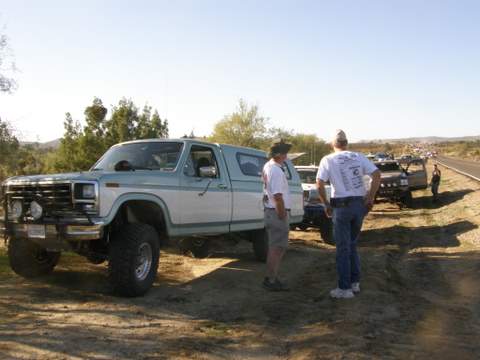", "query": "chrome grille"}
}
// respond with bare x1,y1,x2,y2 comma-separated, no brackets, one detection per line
6,183,74,216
